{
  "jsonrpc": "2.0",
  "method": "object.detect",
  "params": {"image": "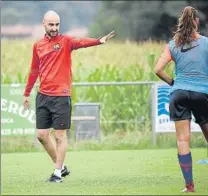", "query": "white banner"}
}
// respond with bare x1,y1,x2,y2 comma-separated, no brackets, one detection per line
154,84,201,133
